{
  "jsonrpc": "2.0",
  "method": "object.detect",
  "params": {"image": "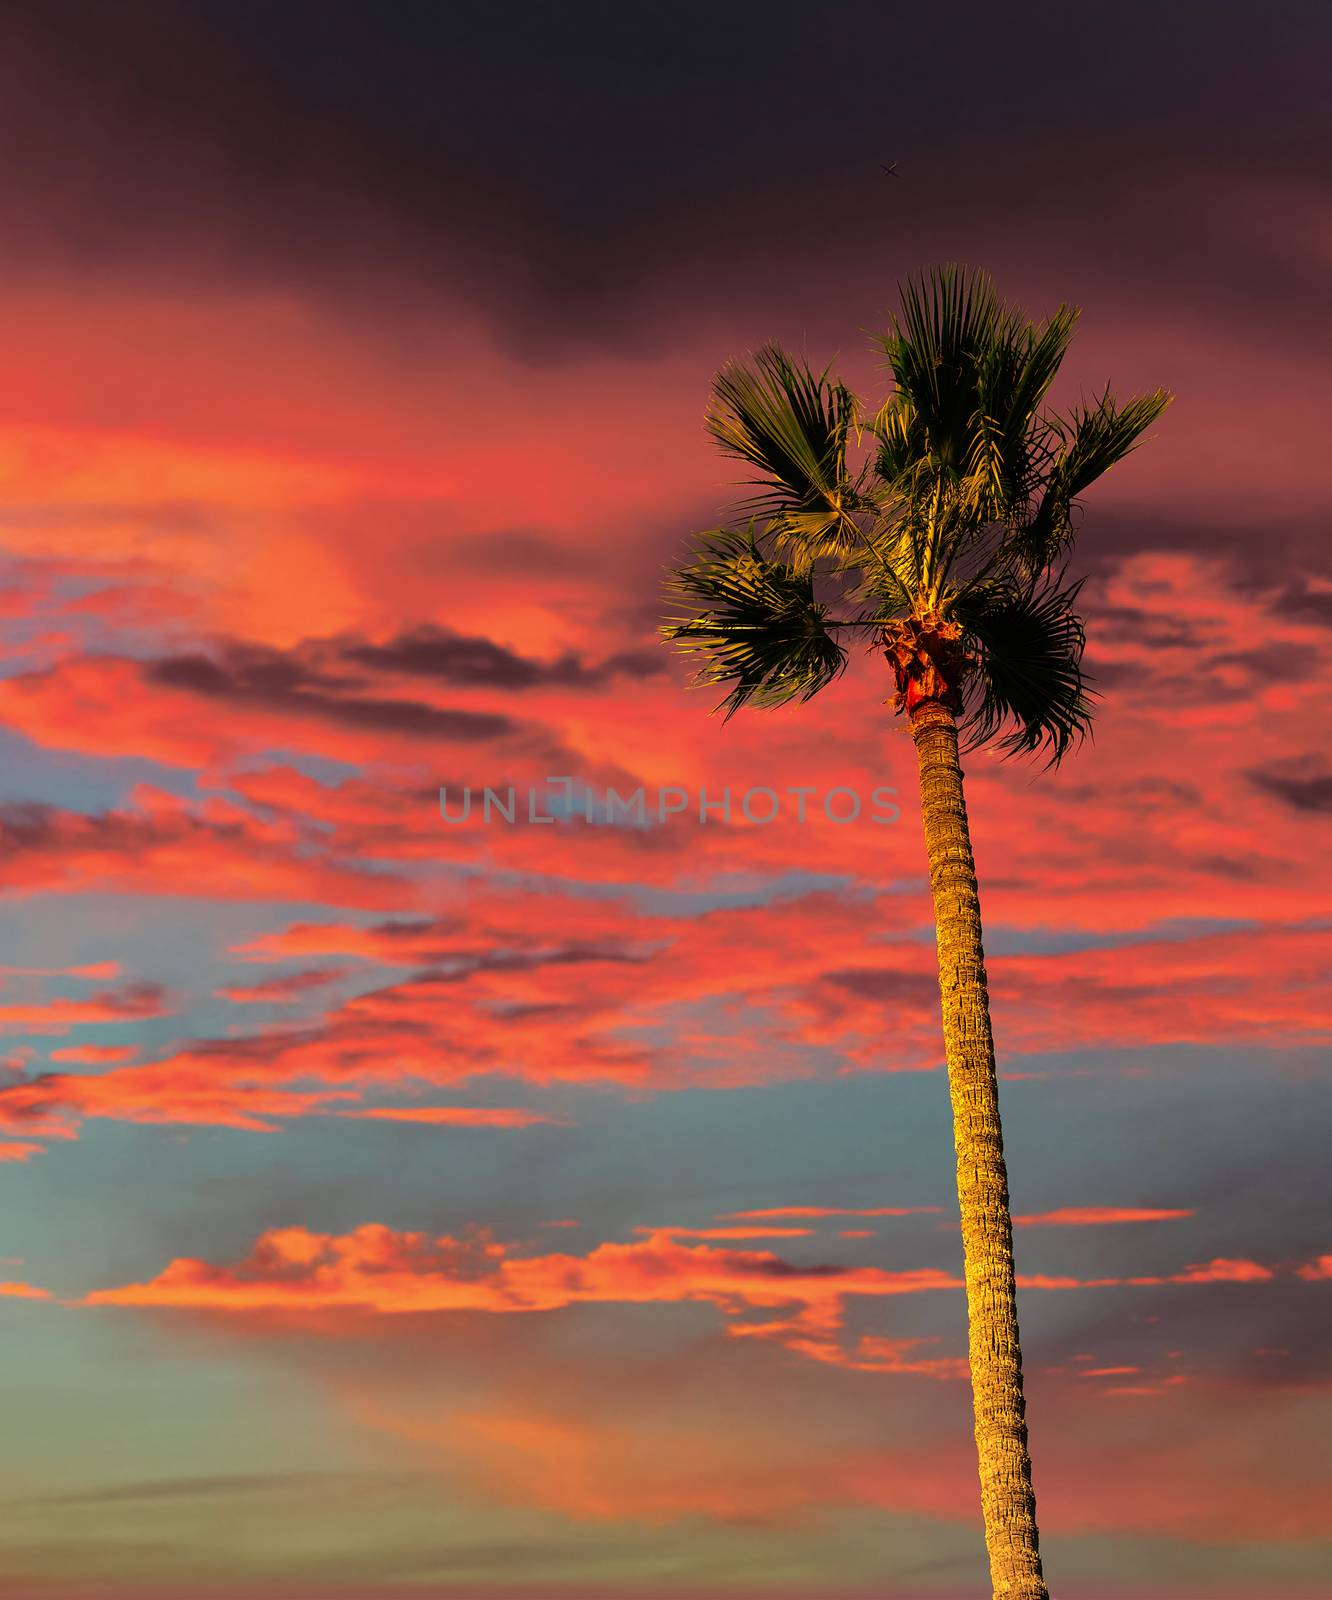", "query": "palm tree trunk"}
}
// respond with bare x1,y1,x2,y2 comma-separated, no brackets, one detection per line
909,697,1048,1600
